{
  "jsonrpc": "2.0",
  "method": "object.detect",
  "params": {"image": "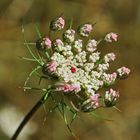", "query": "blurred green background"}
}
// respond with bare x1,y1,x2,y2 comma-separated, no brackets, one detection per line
0,0,140,140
